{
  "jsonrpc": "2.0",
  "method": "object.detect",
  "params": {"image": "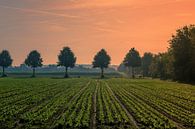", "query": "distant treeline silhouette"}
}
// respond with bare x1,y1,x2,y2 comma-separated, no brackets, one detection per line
0,25,195,82
118,25,195,83
0,47,110,78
